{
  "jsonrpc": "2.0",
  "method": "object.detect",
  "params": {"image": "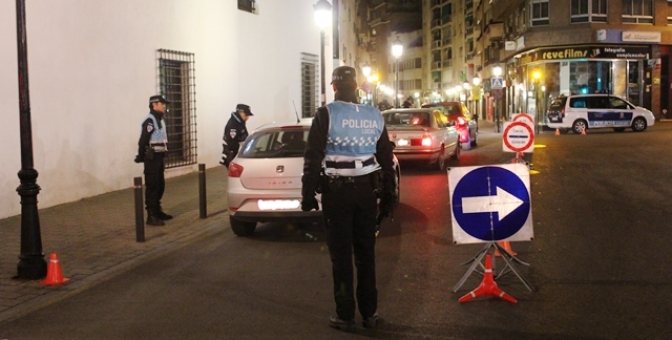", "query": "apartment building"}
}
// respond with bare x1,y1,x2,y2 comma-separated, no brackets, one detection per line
489,0,672,125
